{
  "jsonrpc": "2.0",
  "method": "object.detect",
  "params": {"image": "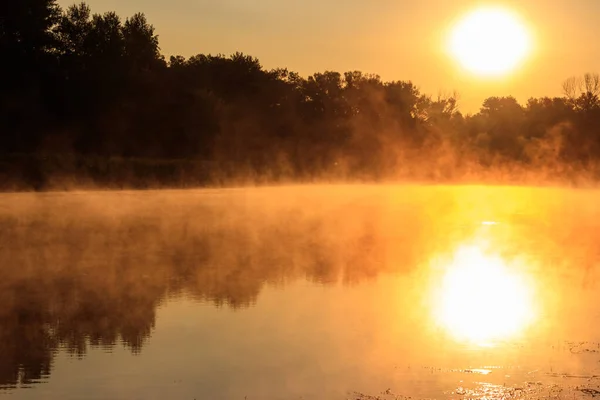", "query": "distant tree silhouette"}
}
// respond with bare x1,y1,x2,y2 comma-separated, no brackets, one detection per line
0,0,61,81
0,0,61,153
2,0,600,188
563,73,600,112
